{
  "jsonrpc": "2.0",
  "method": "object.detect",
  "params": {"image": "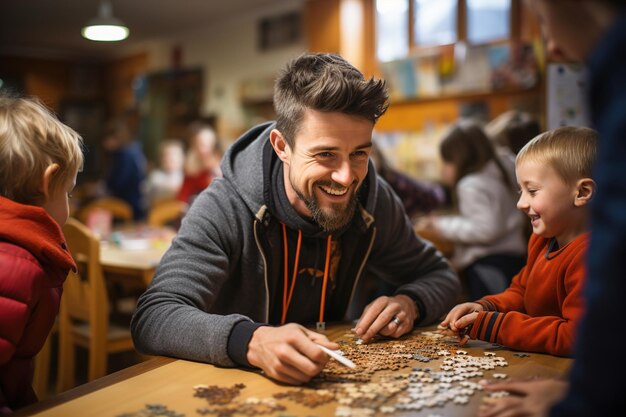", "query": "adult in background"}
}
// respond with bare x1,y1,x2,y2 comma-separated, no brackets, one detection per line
479,1,626,416
132,53,460,385
102,113,147,221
